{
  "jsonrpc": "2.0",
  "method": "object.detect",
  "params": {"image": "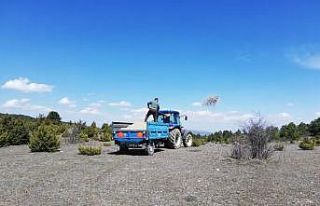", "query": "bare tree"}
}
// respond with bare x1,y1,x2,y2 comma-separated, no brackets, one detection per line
232,117,273,160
